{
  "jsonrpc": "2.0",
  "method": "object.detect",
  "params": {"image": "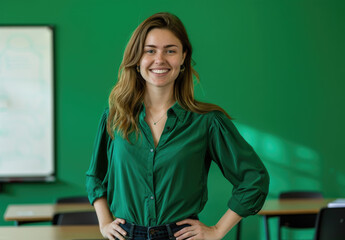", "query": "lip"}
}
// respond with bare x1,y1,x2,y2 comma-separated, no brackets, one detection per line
150,68,170,74
149,68,170,70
